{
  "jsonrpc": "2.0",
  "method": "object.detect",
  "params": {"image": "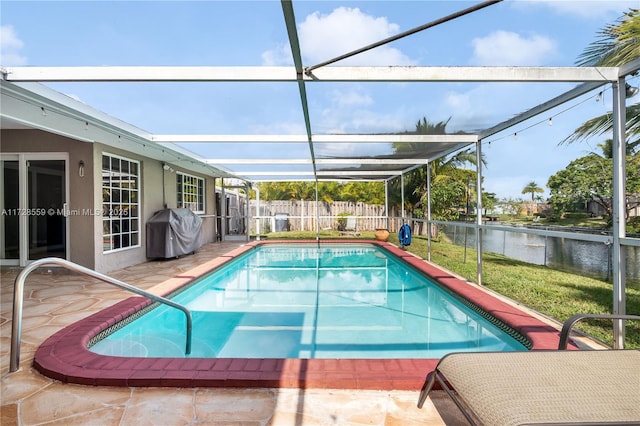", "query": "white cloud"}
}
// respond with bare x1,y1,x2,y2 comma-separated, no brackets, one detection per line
0,25,27,65
444,91,472,114
471,31,557,66
330,88,373,108
315,85,405,136
299,7,414,66
443,84,515,132
321,103,393,132
1,25,23,50
511,0,638,19
259,7,416,141
261,43,292,66
262,7,415,67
